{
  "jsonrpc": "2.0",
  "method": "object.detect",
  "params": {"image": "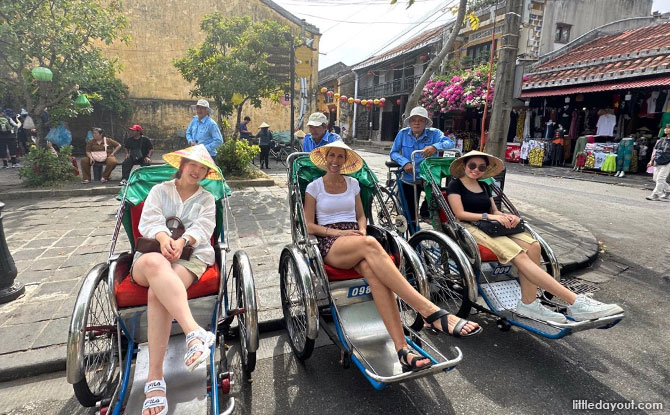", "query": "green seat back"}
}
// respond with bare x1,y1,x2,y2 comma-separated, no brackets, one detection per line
291,155,378,218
